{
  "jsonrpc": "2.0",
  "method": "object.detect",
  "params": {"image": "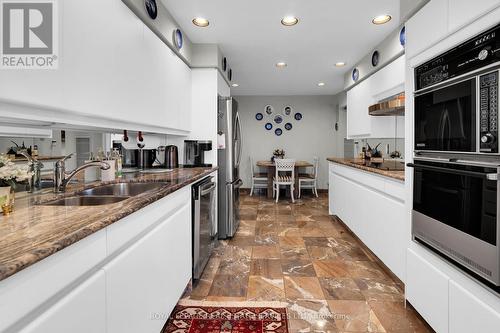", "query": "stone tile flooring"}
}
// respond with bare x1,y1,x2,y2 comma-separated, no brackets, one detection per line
181,192,433,333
